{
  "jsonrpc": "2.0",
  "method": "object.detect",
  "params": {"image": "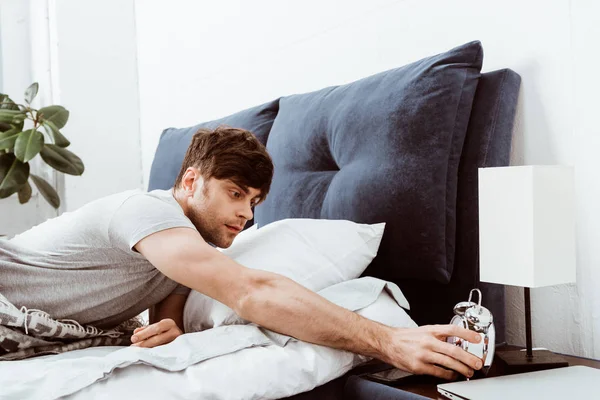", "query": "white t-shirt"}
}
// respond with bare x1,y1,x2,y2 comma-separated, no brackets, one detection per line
0,189,196,329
